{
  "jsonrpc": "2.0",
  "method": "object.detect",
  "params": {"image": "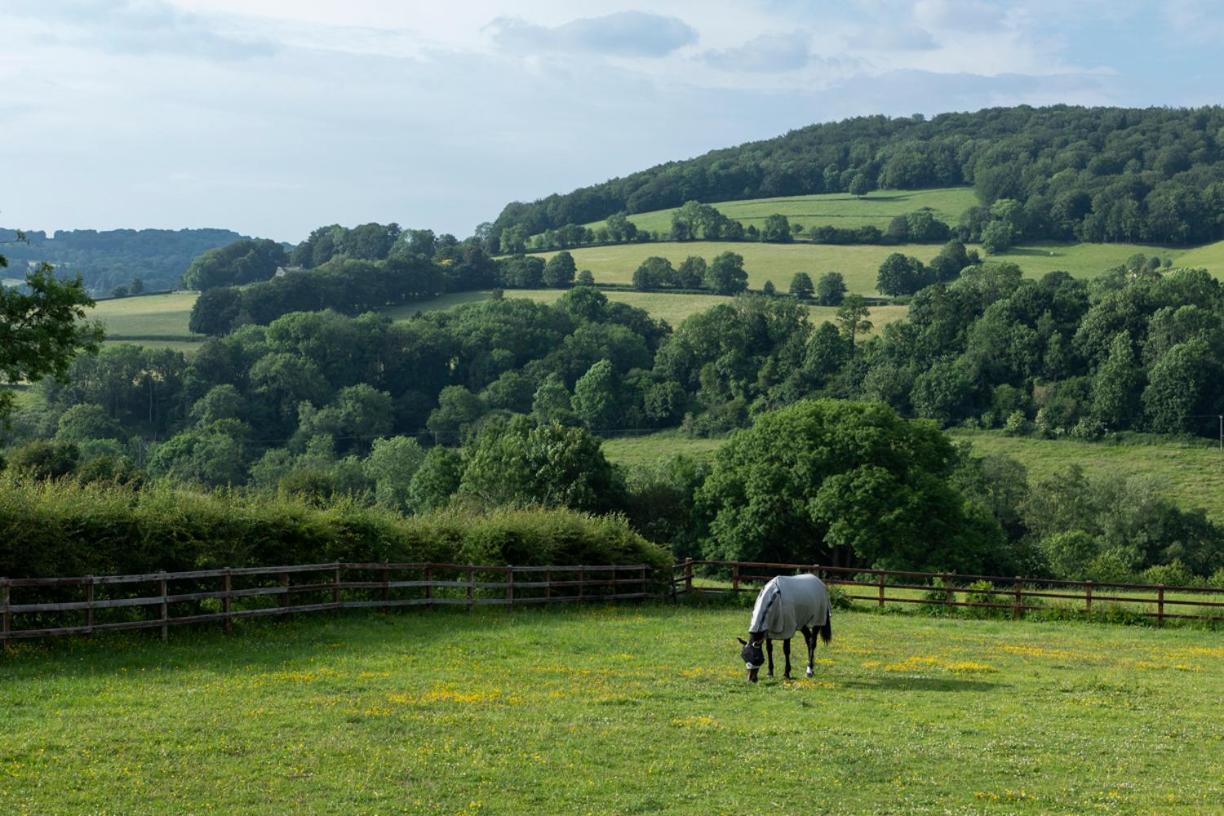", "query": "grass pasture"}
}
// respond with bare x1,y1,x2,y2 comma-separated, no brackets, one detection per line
953,430,1224,522
579,187,980,236
533,240,1217,295
1,606,1219,815
88,292,205,354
